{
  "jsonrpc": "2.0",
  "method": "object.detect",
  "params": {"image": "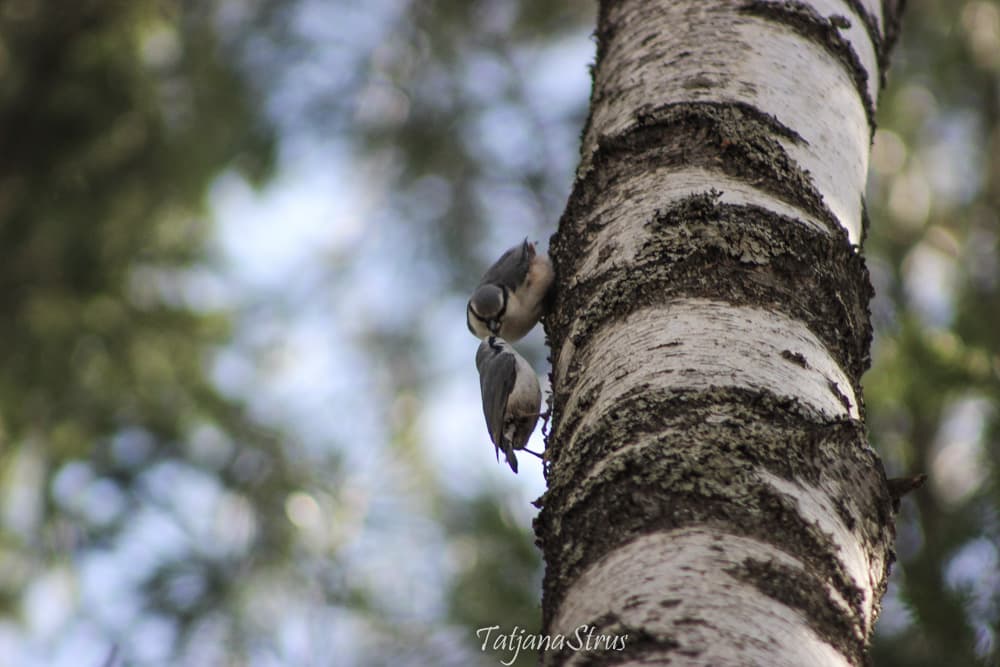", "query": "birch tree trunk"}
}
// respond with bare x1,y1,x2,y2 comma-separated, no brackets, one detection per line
536,1,905,665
